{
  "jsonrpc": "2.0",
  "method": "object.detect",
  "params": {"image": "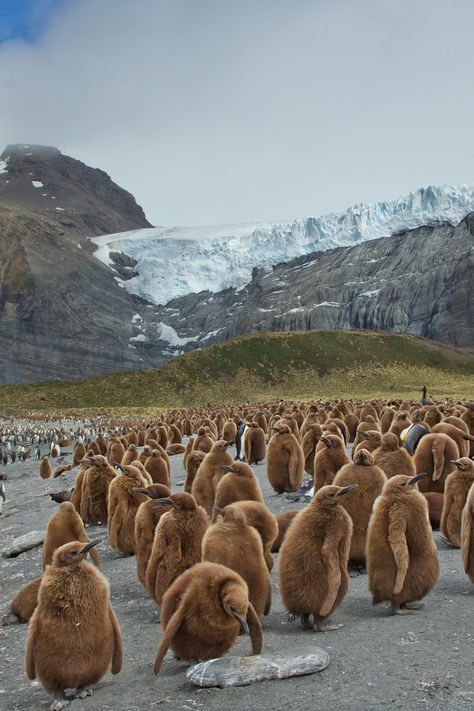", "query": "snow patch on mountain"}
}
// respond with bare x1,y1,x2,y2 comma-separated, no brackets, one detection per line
91,184,474,305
